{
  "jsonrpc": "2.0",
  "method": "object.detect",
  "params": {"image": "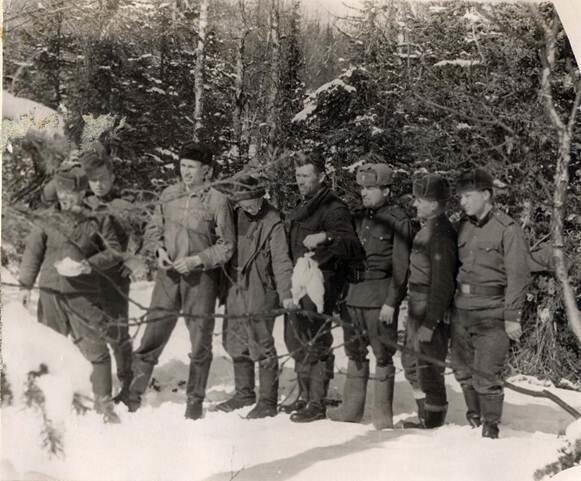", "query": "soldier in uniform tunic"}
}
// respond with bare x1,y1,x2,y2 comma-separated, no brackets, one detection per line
328,163,413,429
401,174,458,429
283,152,364,423
451,168,530,439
